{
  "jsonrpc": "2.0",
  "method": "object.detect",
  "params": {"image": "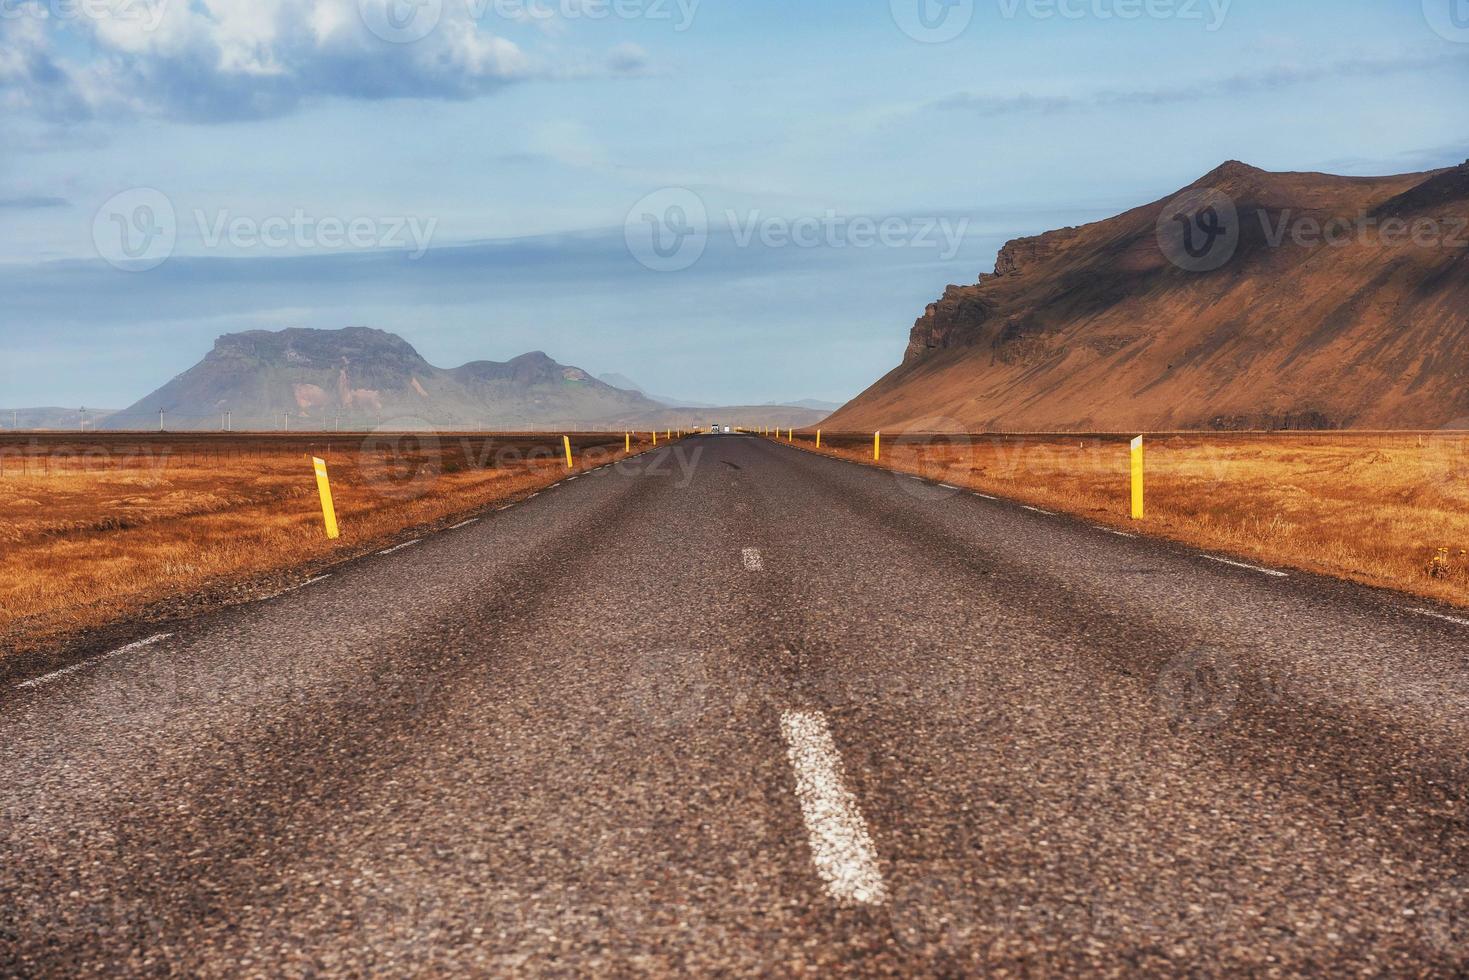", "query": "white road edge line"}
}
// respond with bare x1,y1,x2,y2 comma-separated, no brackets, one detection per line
17,633,172,691
268,574,333,598
1202,555,1288,578
938,483,959,490
779,710,887,906
378,540,421,556
742,547,765,571
1408,607,1469,627
449,519,480,529
1022,505,1056,515
974,492,997,500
